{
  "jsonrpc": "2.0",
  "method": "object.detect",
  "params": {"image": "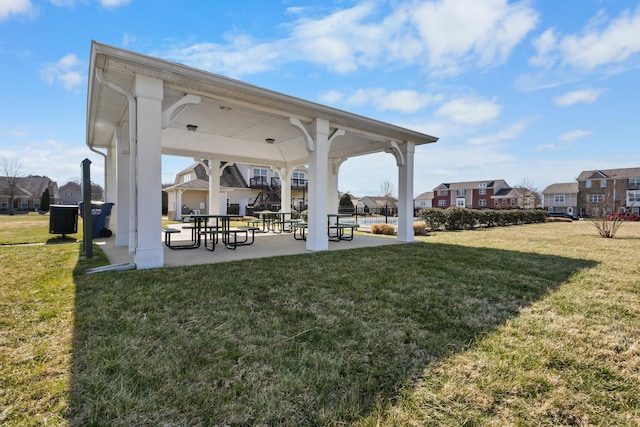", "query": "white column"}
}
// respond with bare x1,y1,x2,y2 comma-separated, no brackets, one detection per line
306,118,330,251
207,159,221,214
133,75,164,269
115,124,130,247
176,189,184,221
397,141,415,242
280,167,292,213
328,159,340,216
